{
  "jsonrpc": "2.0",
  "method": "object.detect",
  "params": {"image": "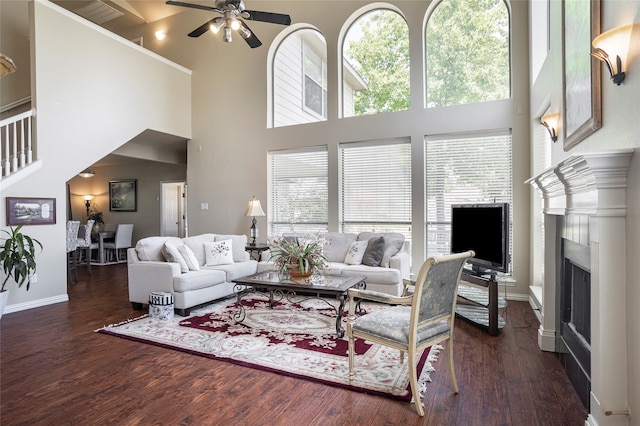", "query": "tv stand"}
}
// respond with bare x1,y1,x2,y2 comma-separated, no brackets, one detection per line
456,271,506,336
